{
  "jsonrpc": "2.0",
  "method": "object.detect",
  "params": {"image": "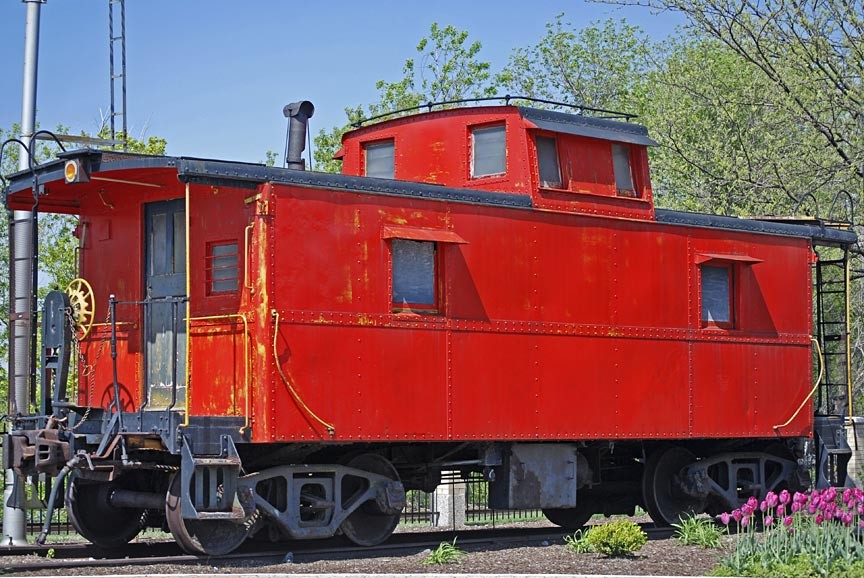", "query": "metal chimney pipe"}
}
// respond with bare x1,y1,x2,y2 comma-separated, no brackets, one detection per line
4,0,43,547
283,101,314,171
